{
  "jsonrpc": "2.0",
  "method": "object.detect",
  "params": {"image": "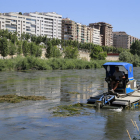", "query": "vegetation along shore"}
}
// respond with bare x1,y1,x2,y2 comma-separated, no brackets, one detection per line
0,29,140,71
